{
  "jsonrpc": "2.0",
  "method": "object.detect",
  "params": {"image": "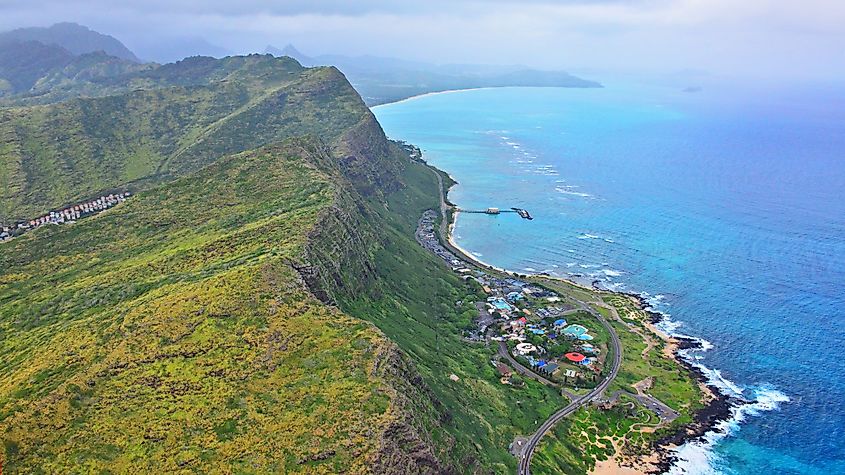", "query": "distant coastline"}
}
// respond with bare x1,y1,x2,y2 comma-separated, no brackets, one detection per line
370,83,603,108
371,87,499,108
